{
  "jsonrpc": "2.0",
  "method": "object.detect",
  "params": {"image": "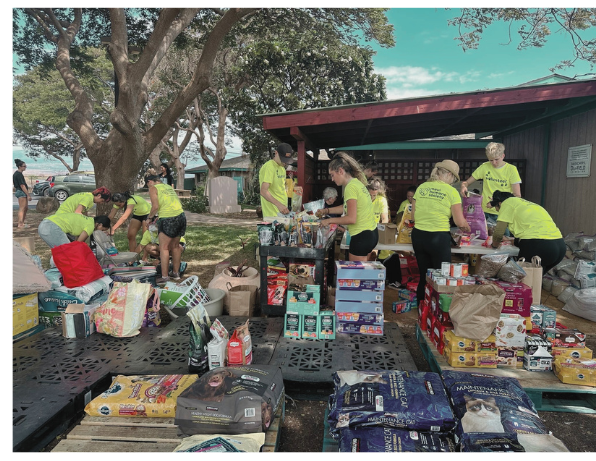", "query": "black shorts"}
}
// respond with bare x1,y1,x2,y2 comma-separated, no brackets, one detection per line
132,213,149,222
157,213,186,238
349,228,379,256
